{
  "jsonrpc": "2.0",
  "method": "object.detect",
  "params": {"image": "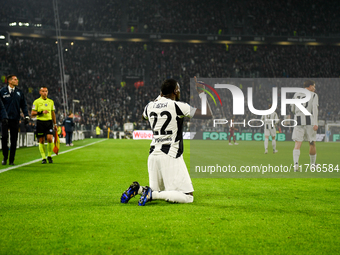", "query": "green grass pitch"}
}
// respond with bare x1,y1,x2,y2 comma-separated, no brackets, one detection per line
0,139,339,254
